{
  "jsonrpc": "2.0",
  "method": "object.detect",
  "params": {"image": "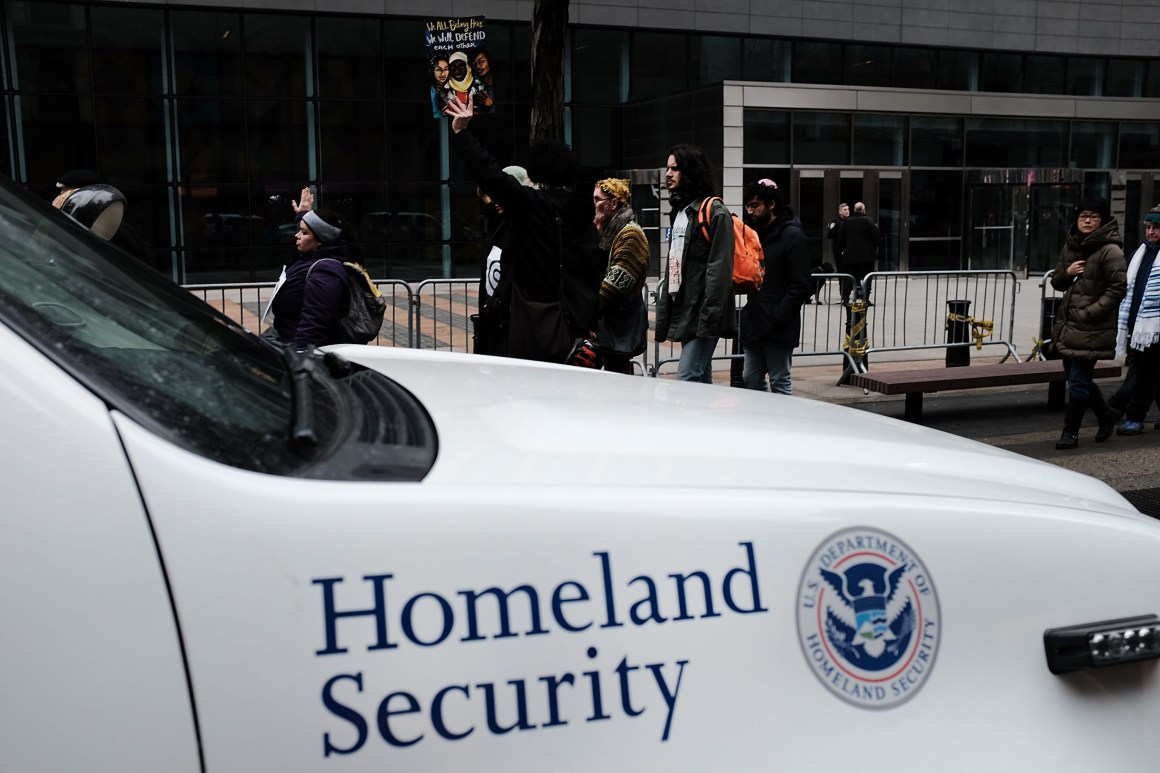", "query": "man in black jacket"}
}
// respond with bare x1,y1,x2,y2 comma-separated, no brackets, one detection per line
837,201,881,304
739,180,813,394
447,96,601,362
